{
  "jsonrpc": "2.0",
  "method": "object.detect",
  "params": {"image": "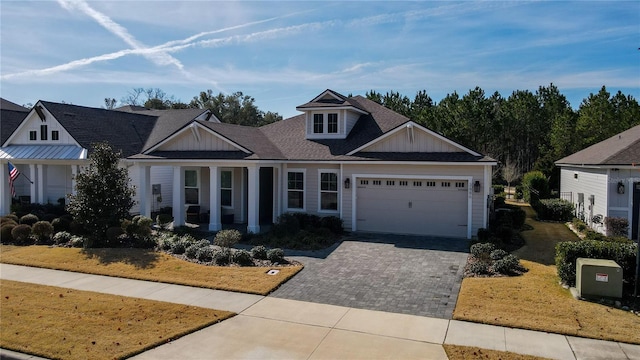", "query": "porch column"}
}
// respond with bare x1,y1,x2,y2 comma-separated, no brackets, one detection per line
37,164,47,204
208,166,221,231
30,164,37,203
139,165,151,218
172,166,185,226
70,165,79,196
0,162,9,215
247,165,260,233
